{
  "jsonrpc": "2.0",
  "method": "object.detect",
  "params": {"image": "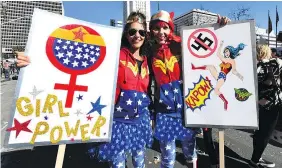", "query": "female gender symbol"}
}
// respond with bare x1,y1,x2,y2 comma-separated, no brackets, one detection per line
46,24,106,108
